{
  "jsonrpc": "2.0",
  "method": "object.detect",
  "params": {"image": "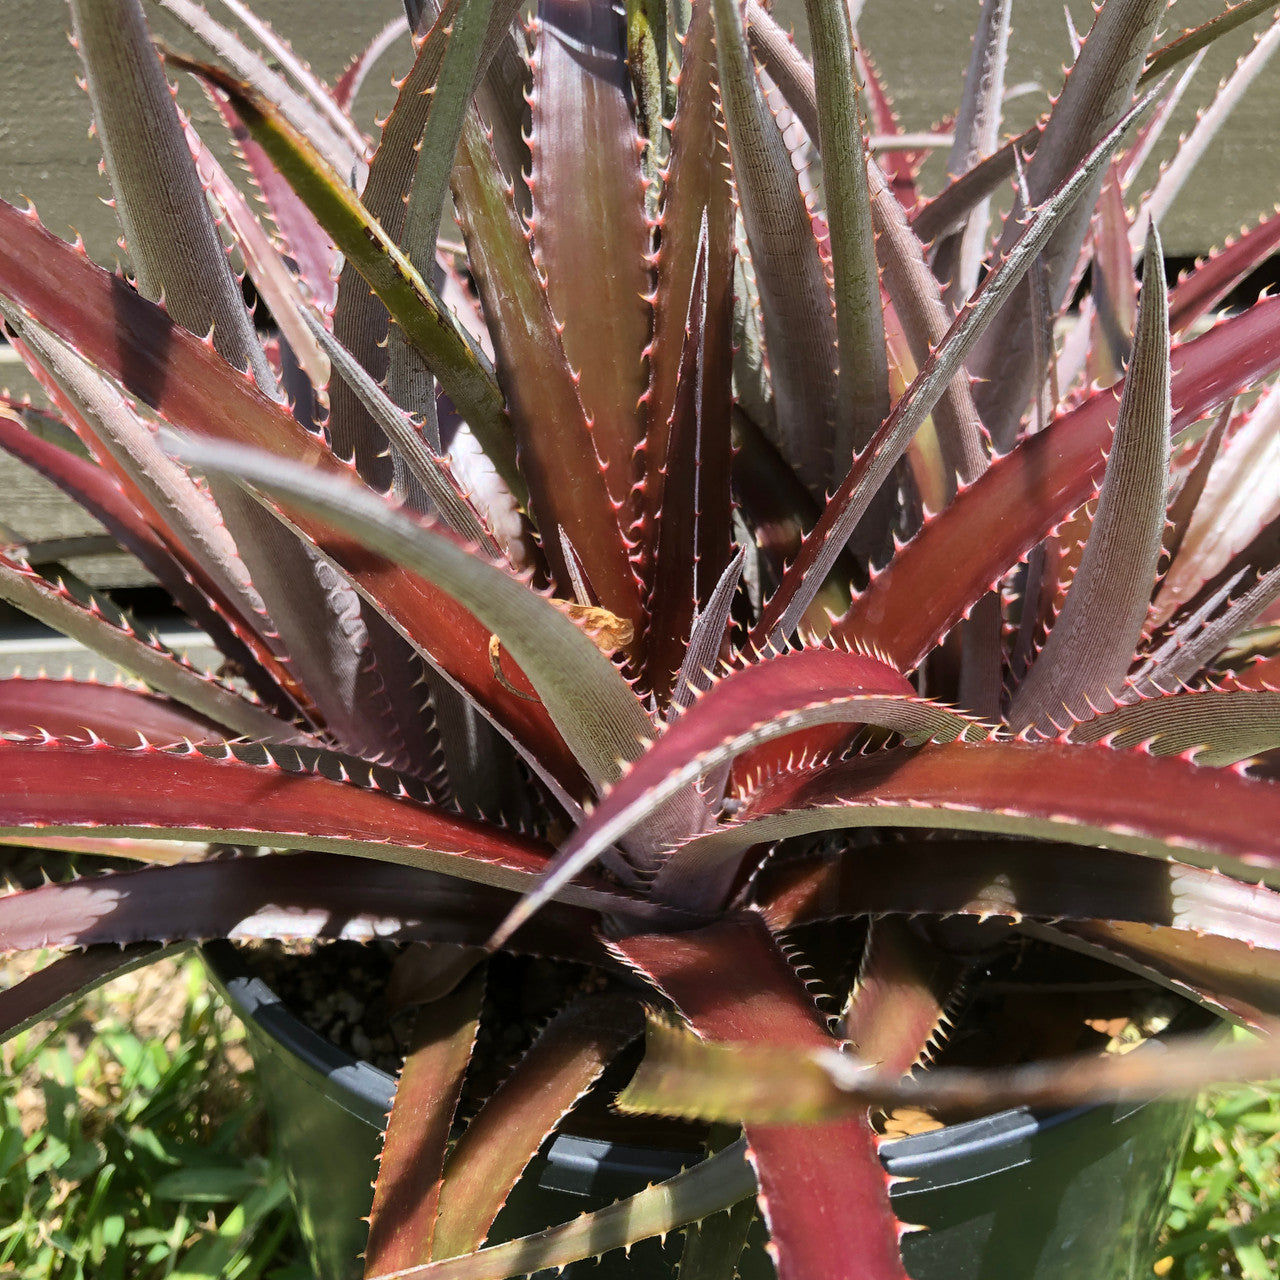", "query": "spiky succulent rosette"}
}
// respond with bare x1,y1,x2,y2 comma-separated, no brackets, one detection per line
3,0,1280,1276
